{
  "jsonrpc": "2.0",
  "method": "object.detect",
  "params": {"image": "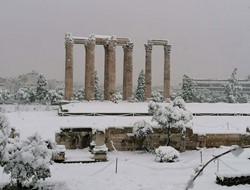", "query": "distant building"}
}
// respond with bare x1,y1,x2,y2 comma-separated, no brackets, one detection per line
47,79,64,91
193,78,250,95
